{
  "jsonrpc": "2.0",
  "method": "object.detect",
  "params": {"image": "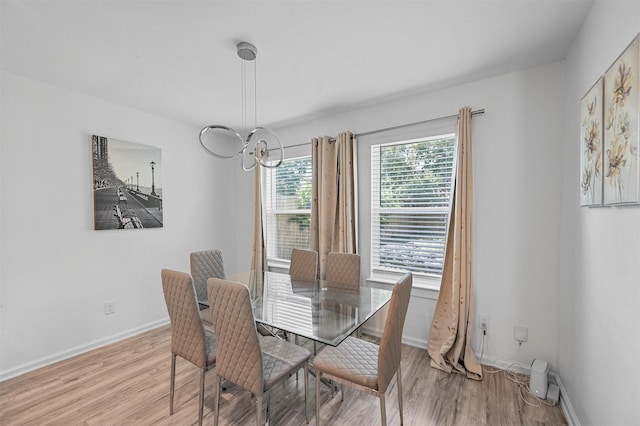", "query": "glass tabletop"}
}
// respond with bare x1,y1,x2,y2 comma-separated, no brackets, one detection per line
225,271,393,347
